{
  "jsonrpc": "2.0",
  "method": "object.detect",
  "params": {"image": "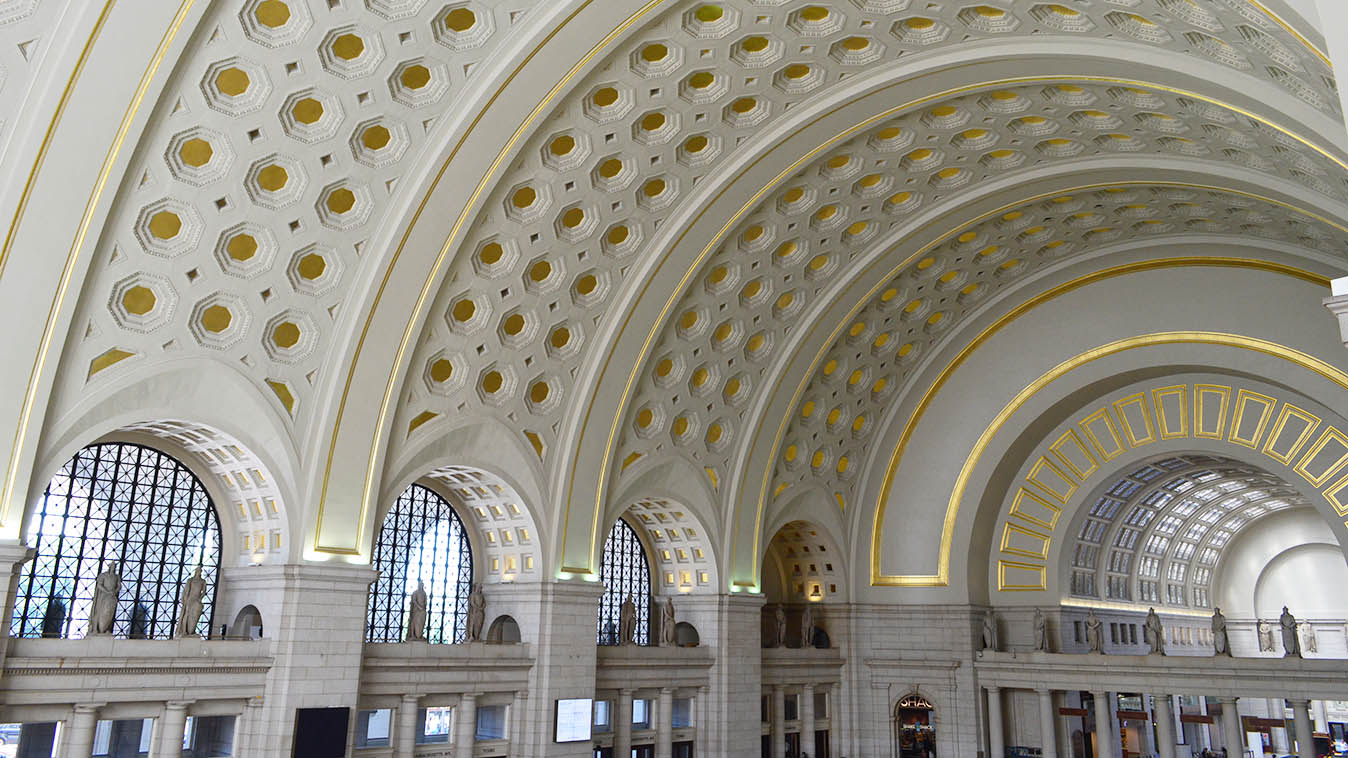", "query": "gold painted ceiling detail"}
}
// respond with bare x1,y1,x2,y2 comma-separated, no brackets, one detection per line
61,0,544,418
613,75,1348,500
395,0,1337,468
